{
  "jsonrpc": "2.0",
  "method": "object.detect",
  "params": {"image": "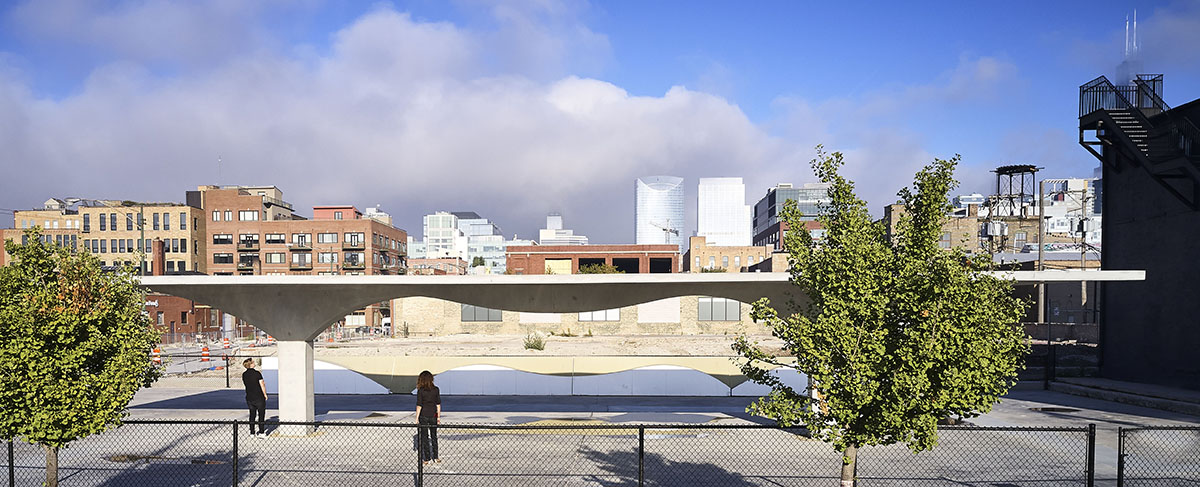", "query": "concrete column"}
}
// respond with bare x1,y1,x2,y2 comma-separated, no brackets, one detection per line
276,340,315,435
